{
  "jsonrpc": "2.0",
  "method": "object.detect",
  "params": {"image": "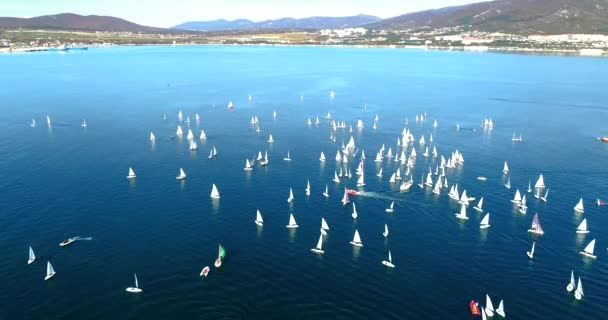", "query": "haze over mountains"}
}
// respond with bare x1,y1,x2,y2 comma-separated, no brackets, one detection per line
1,0,608,34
